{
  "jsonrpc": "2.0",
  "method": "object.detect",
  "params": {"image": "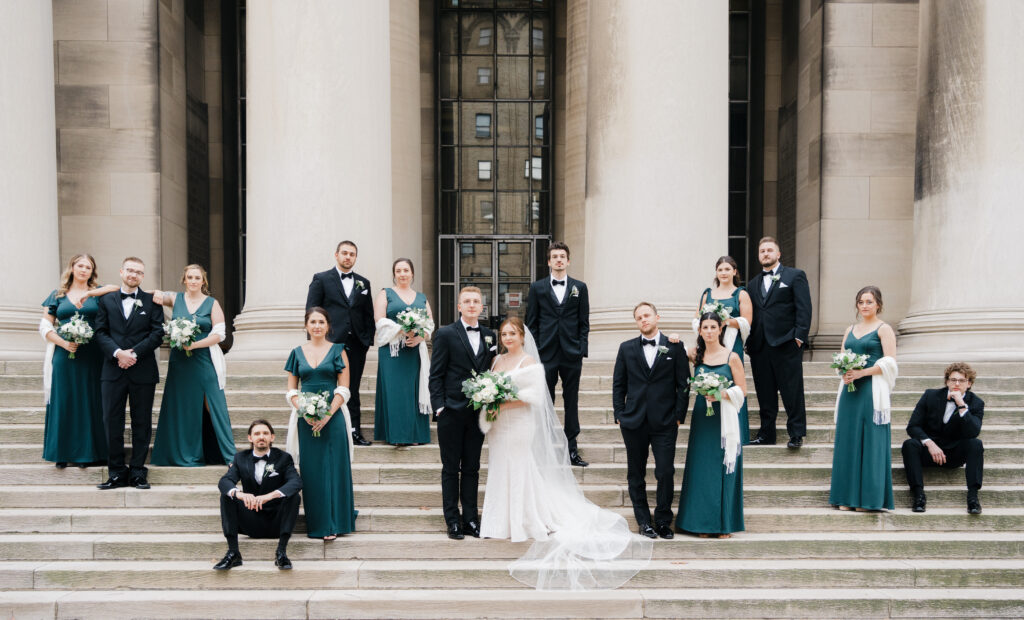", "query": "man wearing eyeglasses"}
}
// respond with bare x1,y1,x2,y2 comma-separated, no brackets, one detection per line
902,362,985,514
